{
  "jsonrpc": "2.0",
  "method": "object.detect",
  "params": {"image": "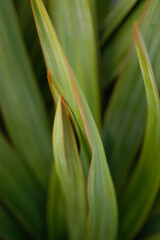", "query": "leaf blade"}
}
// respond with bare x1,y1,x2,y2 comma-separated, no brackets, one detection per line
118,22,160,240
0,134,46,239
49,0,101,128
0,205,28,240
0,0,52,188
102,0,160,195
52,96,87,240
